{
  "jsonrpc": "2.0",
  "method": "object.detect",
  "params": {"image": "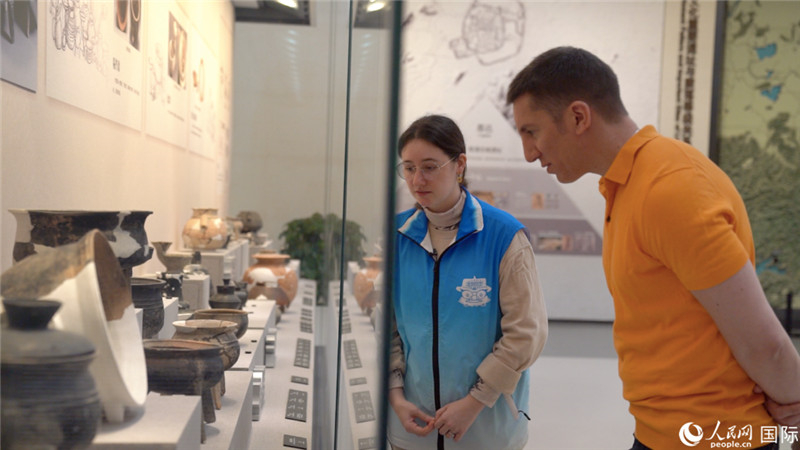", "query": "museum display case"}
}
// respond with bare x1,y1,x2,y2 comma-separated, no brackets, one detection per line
0,0,399,448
